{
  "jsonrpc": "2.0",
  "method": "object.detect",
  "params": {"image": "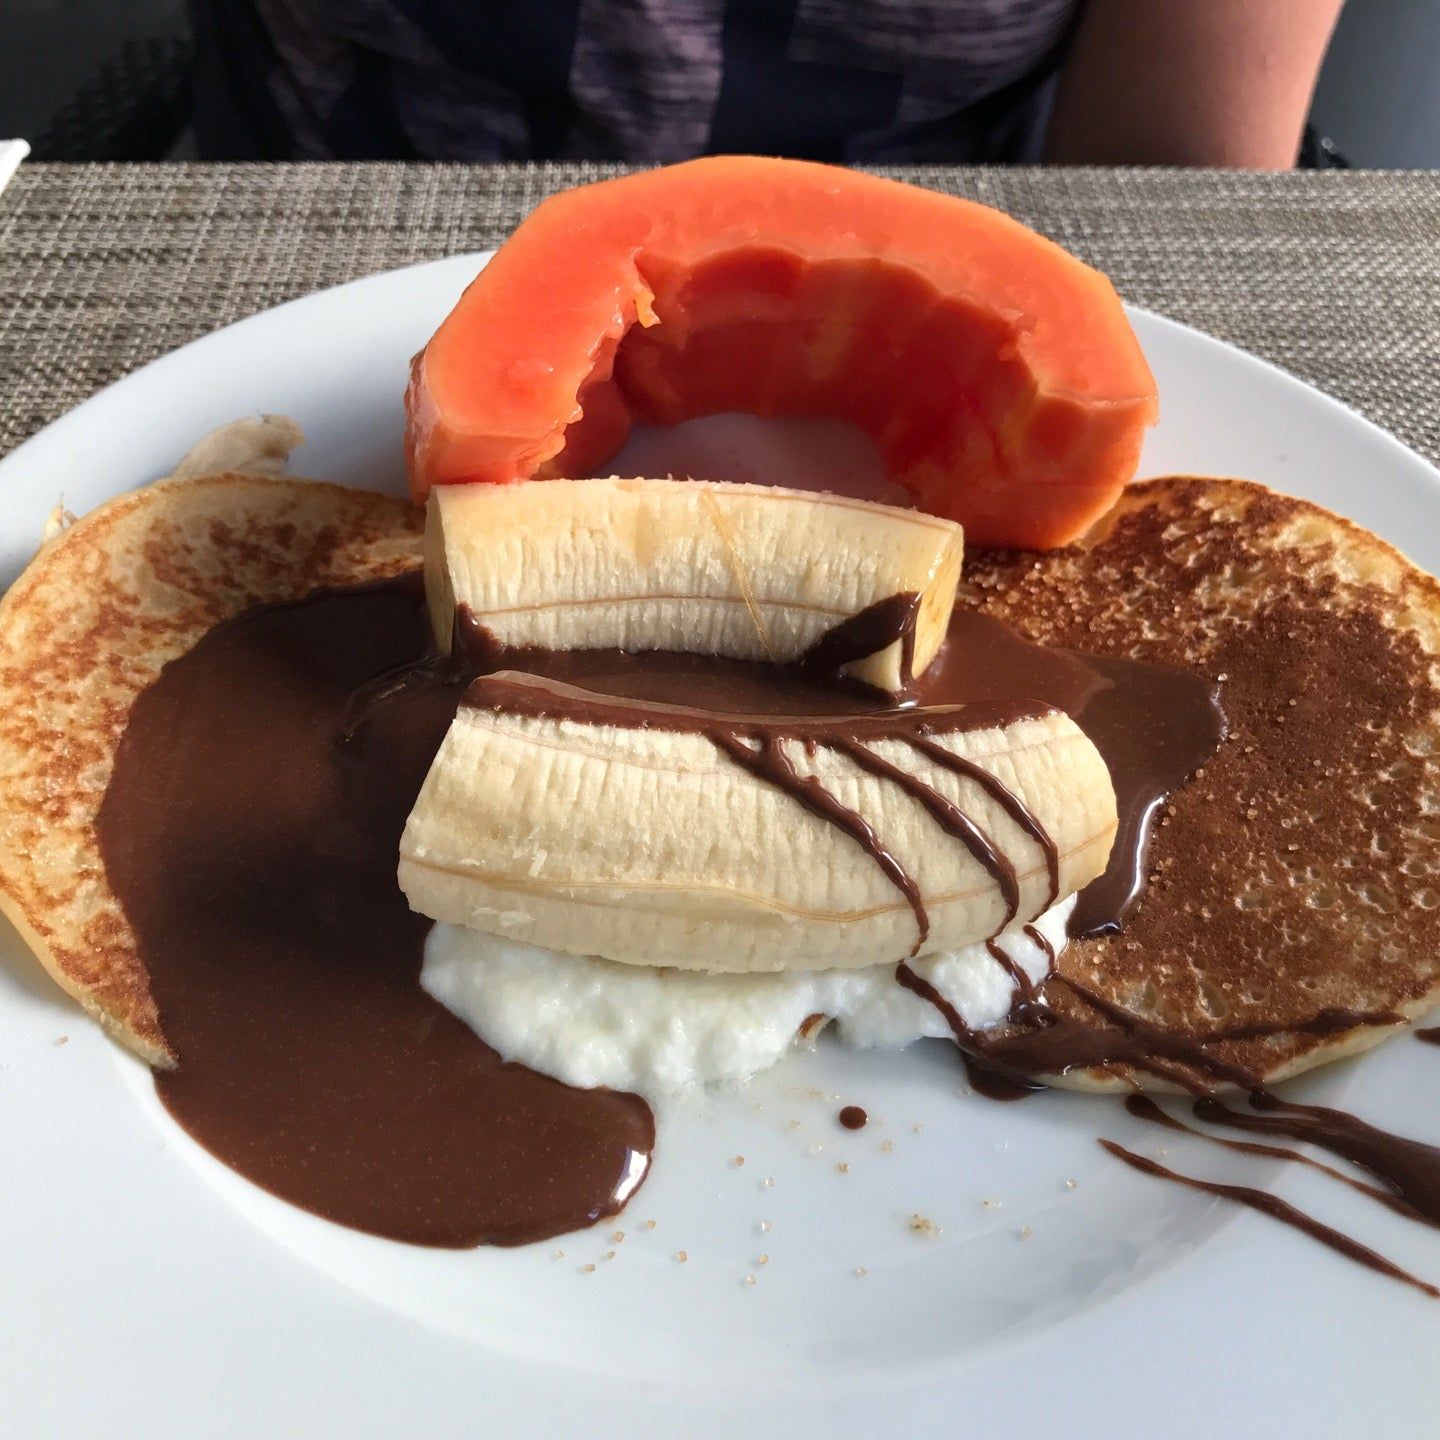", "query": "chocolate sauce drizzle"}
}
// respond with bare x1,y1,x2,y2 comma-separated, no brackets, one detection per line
1098,1141,1440,1301
1417,1026,1440,1047
831,737,1020,932
1185,1008,1406,1043
902,943,1440,1295
985,938,1037,1004
910,736,1059,909
460,668,1054,955
714,728,932,946
1023,923,1056,968
1192,1092,1440,1224
895,960,1041,1102
456,605,1230,1139
1124,1095,1428,1223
